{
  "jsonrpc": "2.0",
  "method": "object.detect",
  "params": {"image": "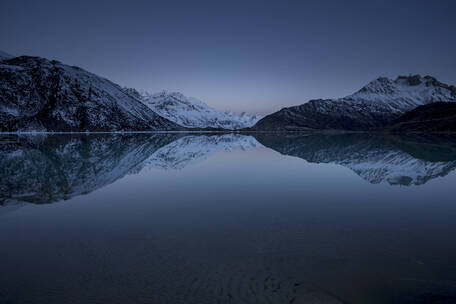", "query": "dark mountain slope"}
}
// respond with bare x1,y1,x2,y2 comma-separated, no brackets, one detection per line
251,99,395,131
0,56,181,132
385,102,456,133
